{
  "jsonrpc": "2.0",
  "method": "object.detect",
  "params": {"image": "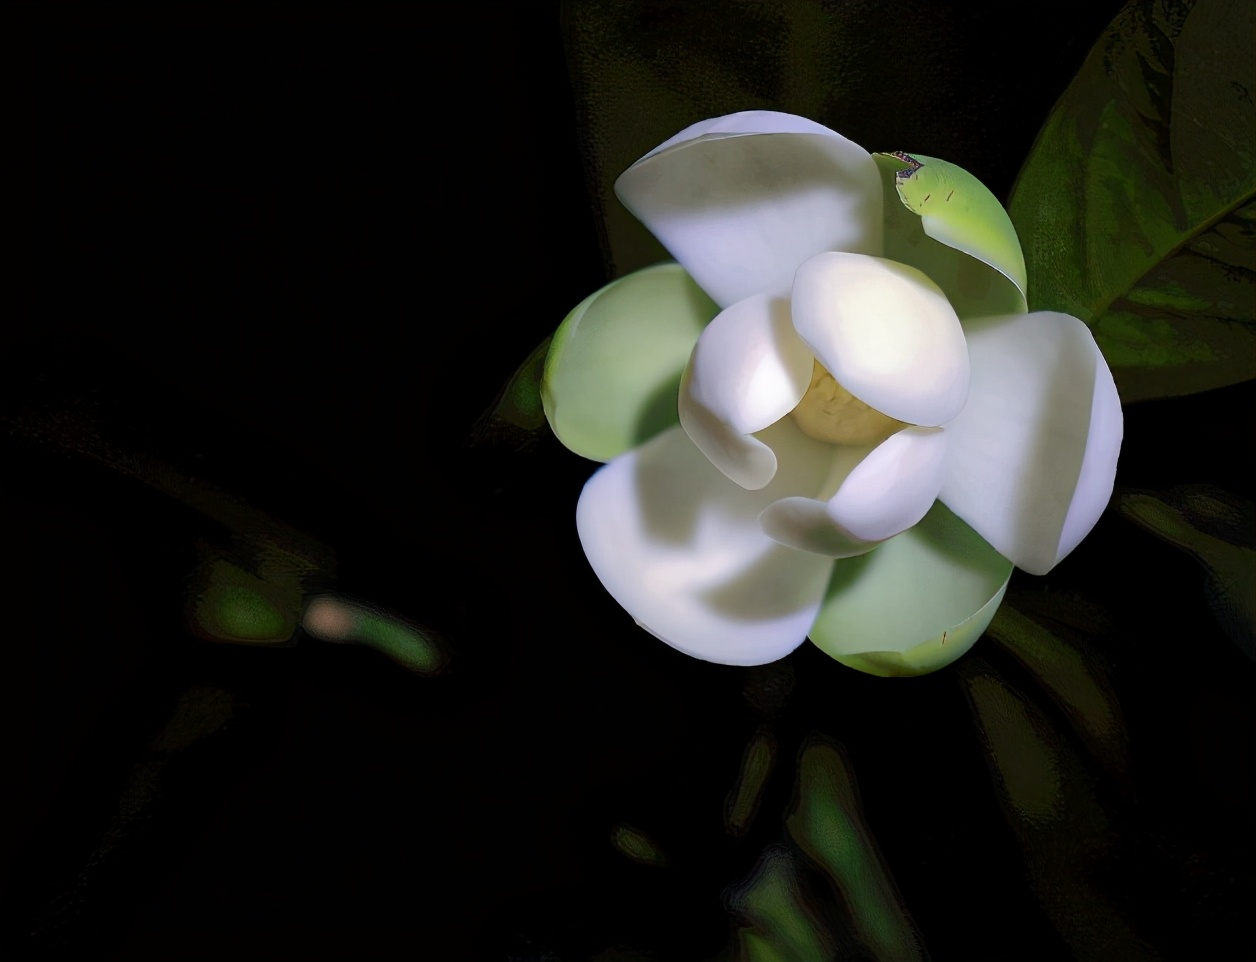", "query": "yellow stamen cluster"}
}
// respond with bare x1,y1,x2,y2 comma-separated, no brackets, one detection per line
789,359,904,444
